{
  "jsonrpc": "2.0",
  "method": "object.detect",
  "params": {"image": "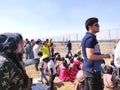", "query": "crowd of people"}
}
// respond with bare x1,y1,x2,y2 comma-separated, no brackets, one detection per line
0,17,120,90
